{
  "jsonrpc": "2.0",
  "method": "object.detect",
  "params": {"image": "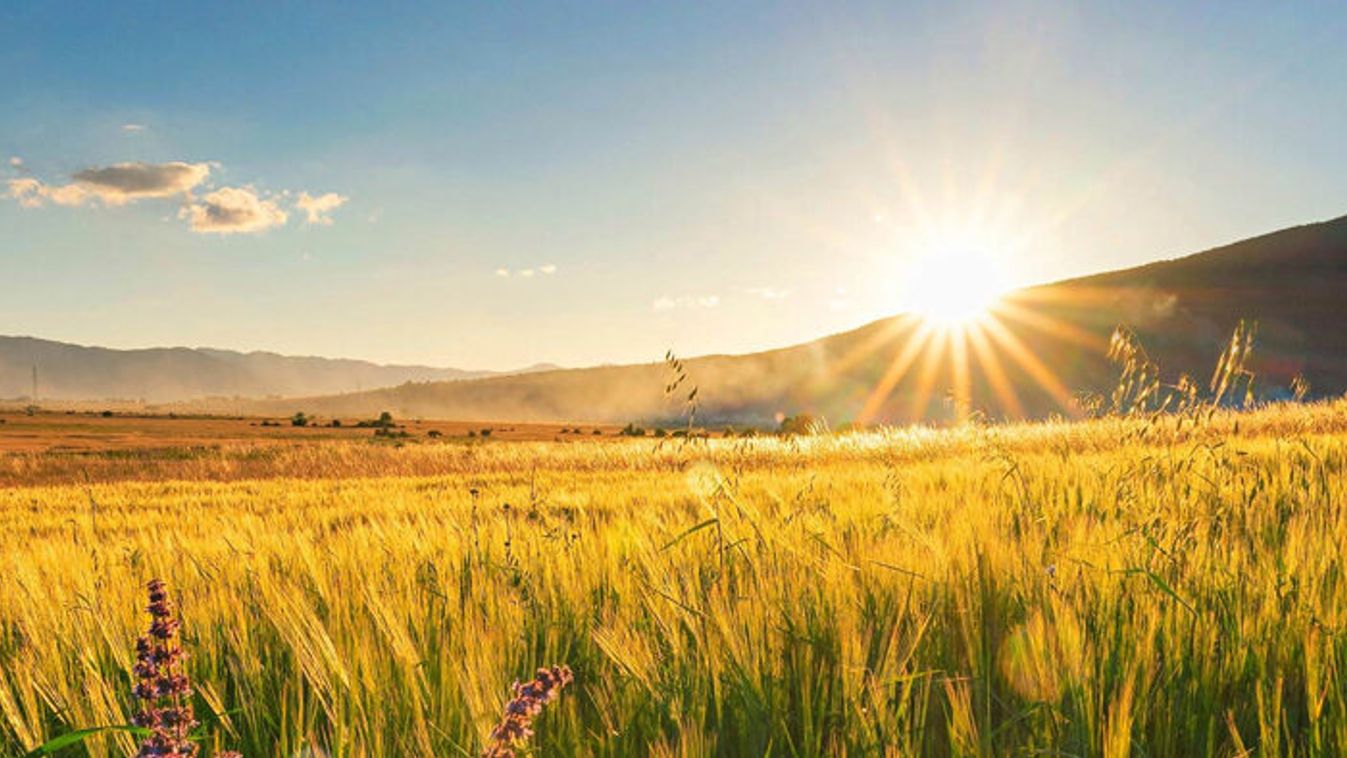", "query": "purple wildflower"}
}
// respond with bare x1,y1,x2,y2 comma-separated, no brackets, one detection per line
483,665,574,758
131,579,198,757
